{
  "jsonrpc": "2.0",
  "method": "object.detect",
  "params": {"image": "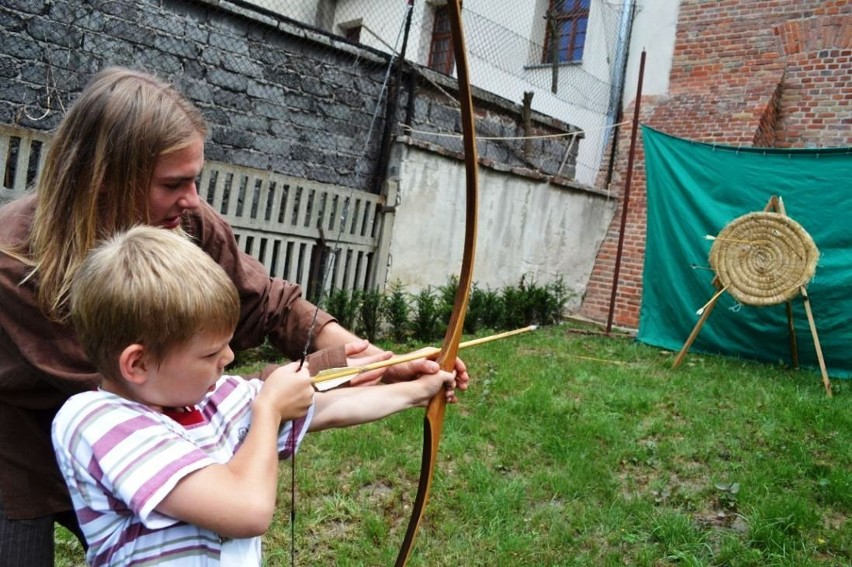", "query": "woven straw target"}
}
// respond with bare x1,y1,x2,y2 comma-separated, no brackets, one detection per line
709,212,819,306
